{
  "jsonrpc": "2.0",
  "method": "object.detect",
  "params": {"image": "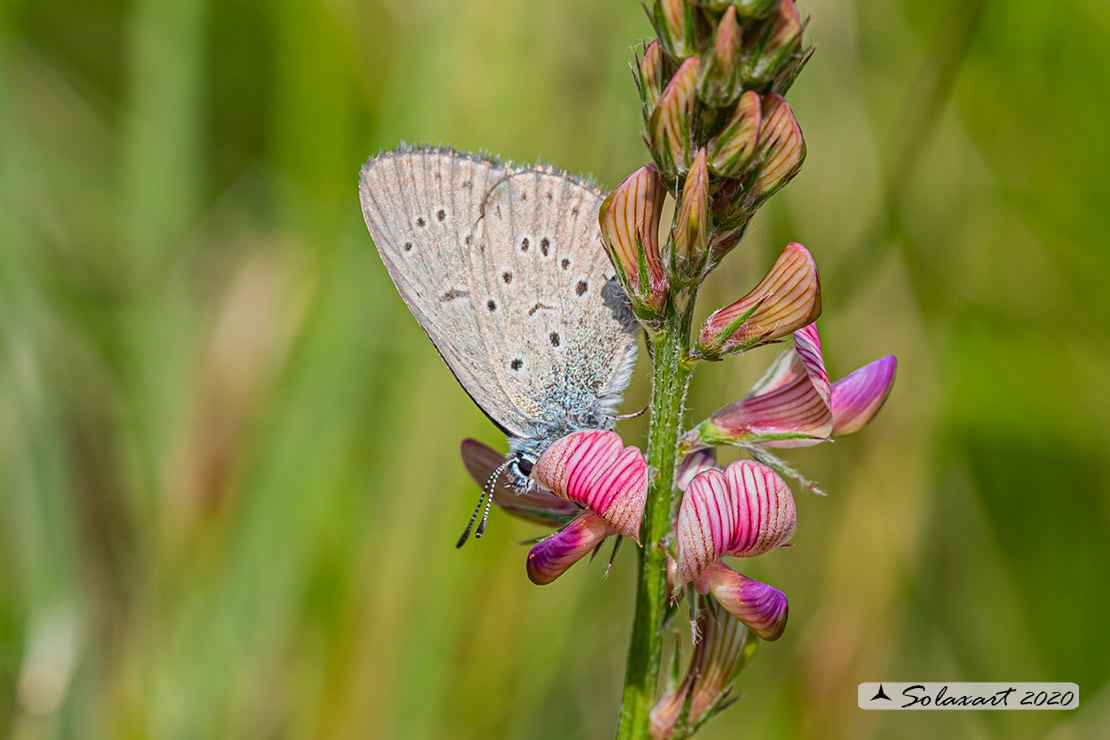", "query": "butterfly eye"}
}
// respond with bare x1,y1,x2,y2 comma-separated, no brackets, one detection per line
517,457,534,476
